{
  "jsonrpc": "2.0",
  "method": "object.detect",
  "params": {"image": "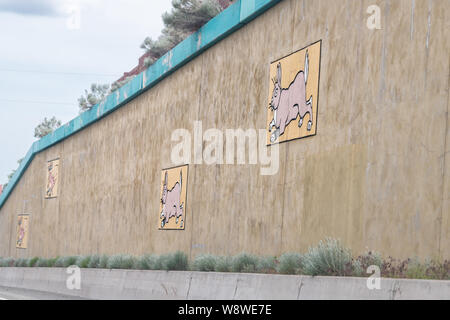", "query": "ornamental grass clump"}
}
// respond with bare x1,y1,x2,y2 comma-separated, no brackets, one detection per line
87,254,101,268
302,238,353,276
421,260,450,280
352,251,383,276
401,258,449,280
257,256,277,274
0,257,14,267
135,254,159,270
214,256,232,272
13,258,29,267
76,255,92,268
191,254,218,272
35,258,53,267
99,254,109,269
231,253,260,273
158,251,189,271
276,253,303,275
55,256,79,268
28,256,39,267
106,254,136,270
